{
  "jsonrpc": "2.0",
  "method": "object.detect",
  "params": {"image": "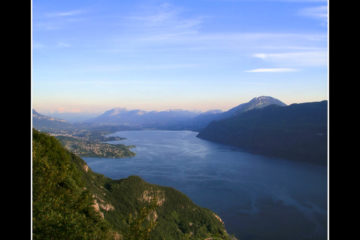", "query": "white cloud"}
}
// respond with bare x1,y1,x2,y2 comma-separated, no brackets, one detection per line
82,63,199,72
245,68,298,73
34,9,87,31
122,2,204,38
299,6,328,19
252,51,328,67
106,2,327,55
56,42,71,48
298,5,328,27
45,10,85,18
